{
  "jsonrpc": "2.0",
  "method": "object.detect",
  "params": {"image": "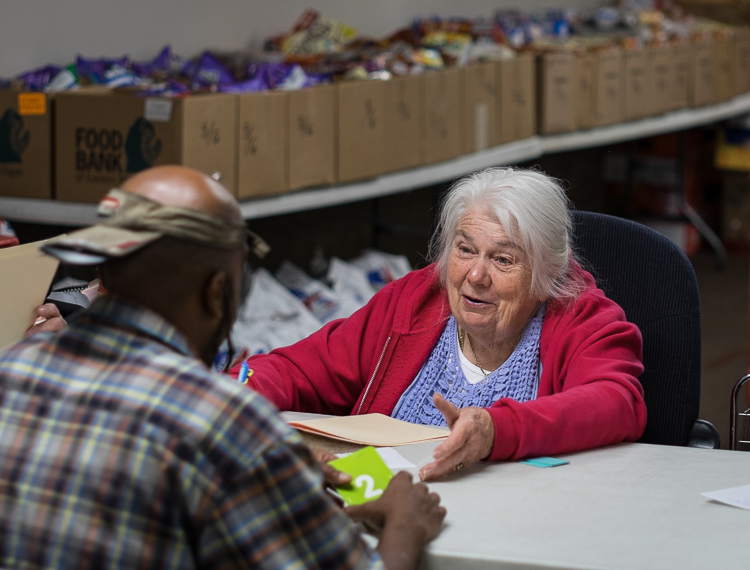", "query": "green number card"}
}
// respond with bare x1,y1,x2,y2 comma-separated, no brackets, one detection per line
328,446,393,506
